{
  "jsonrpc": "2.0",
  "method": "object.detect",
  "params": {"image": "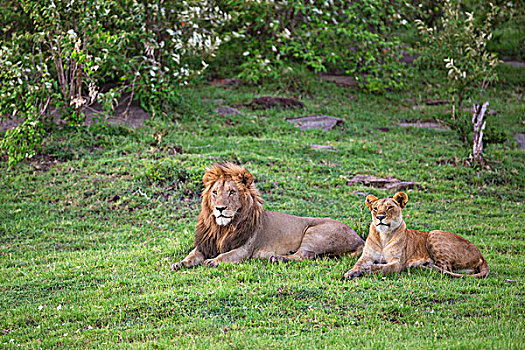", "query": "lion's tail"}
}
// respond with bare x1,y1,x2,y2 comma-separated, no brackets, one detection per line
350,244,364,258
425,258,489,278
